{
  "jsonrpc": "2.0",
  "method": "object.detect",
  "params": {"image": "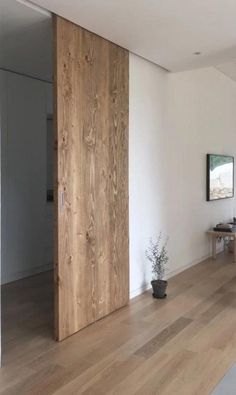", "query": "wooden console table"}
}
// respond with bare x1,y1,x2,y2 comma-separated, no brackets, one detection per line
207,230,236,263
